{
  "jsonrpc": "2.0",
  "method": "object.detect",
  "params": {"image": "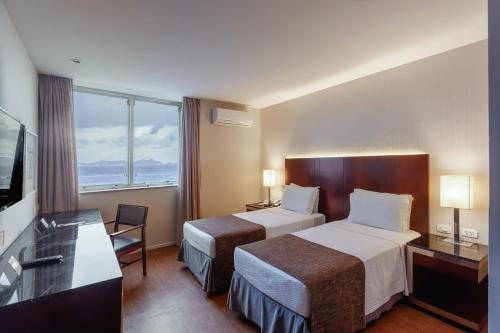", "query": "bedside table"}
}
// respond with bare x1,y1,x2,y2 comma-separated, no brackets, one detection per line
246,202,274,212
407,234,488,331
